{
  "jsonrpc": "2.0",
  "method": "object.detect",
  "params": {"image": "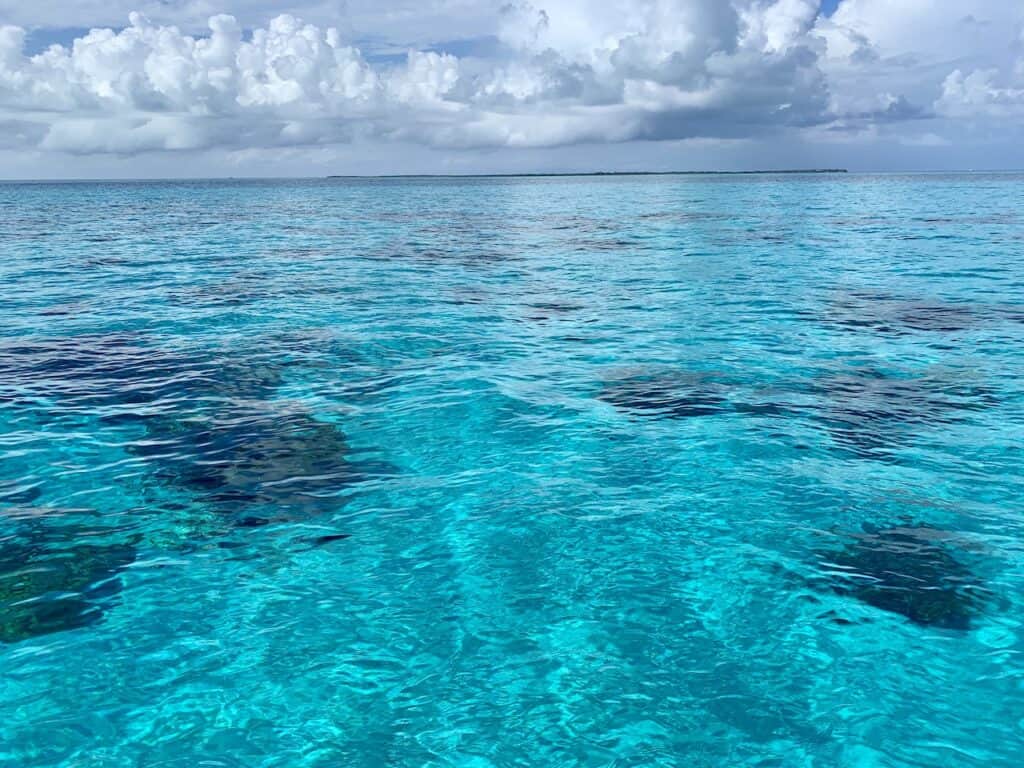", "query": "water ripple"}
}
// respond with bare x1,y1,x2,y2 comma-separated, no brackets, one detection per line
1,174,1023,766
